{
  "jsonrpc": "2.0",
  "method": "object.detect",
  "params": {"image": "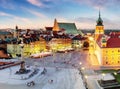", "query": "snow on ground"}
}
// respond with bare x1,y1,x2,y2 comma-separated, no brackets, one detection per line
0,65,43,85
35,67,86,89
0,64,86,89
0,51,87,89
